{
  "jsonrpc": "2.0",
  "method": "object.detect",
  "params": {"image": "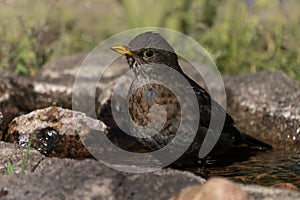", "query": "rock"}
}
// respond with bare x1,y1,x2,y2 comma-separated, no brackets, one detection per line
0,53,130,137
0,72,24,139
242,184,300,200
36,53,148,154
34,52,87,86
0,141,44,174
171,177,300,200
171,177,249,200
0,157,205,200
0,53,94,136
272,183,298,191
0,70,72,137
5,106,147,161
224,71,300,148
6,106,108,159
